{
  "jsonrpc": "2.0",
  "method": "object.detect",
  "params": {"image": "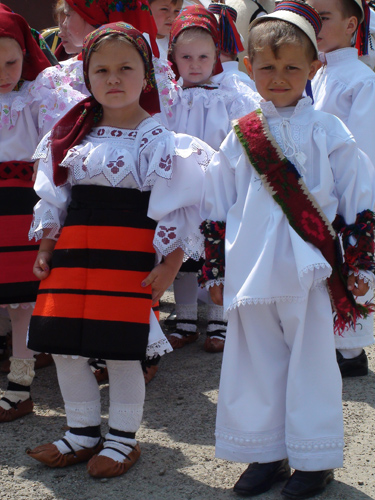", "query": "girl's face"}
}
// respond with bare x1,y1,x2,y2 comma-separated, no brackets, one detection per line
88,40,146,118
0,38,23,93
58,13,79,55
173,33,217,87
63,1,93,50
150,0,183,37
